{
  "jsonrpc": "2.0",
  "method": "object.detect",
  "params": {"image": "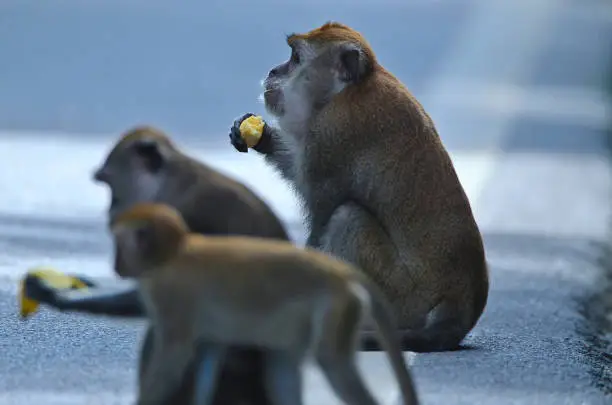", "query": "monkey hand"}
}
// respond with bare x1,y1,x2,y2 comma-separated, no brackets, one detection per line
19,268,94,319
229,113,269,153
